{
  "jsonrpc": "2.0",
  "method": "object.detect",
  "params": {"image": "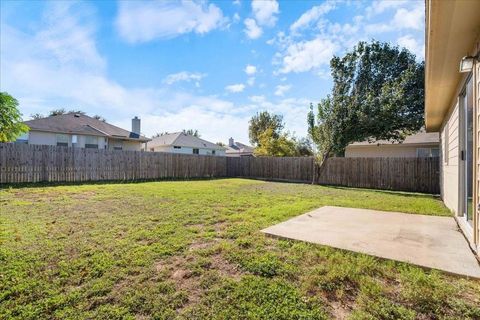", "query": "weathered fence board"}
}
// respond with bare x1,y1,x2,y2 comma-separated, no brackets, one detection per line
227,156,440,194
226,156,314,183
0,143,227,183
0,144,440,194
